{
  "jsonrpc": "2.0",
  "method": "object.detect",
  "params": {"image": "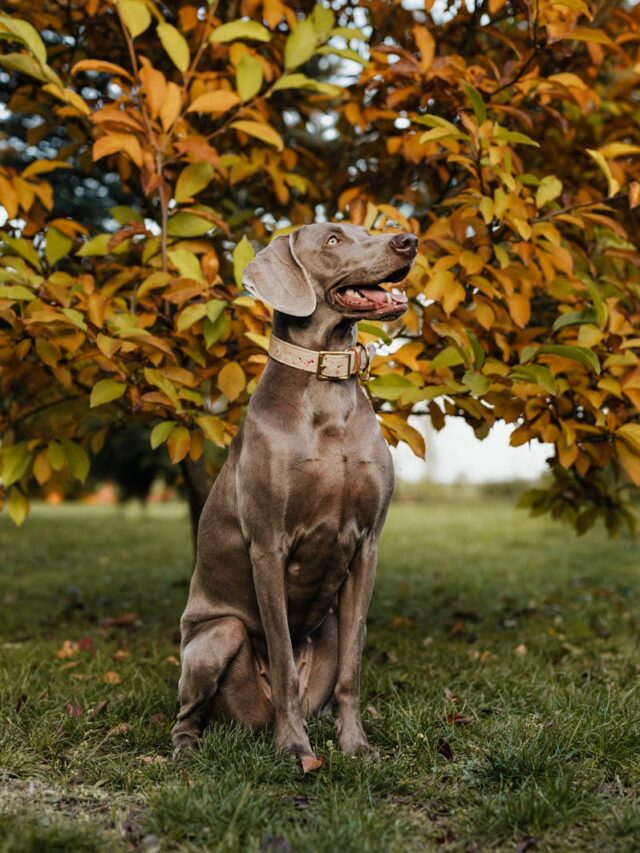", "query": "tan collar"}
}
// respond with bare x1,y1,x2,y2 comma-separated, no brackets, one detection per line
268,335,376,381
